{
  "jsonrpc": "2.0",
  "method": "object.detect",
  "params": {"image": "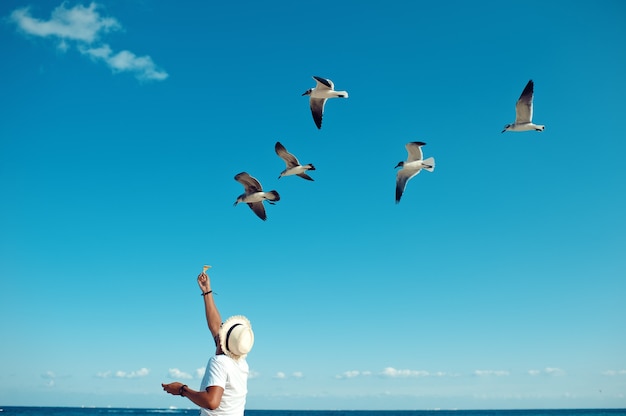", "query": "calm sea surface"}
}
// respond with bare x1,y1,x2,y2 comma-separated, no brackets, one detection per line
1,408,626,416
